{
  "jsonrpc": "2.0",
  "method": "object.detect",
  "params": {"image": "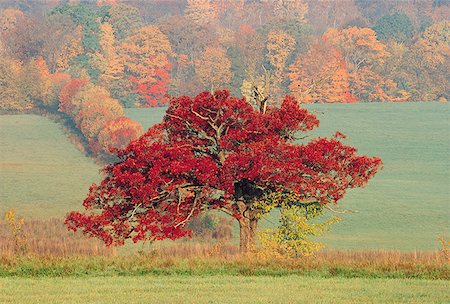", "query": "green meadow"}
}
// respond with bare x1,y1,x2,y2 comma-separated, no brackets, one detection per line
128,102,450,251
1,102,449,251
1,275,448,304
0,115,100,218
